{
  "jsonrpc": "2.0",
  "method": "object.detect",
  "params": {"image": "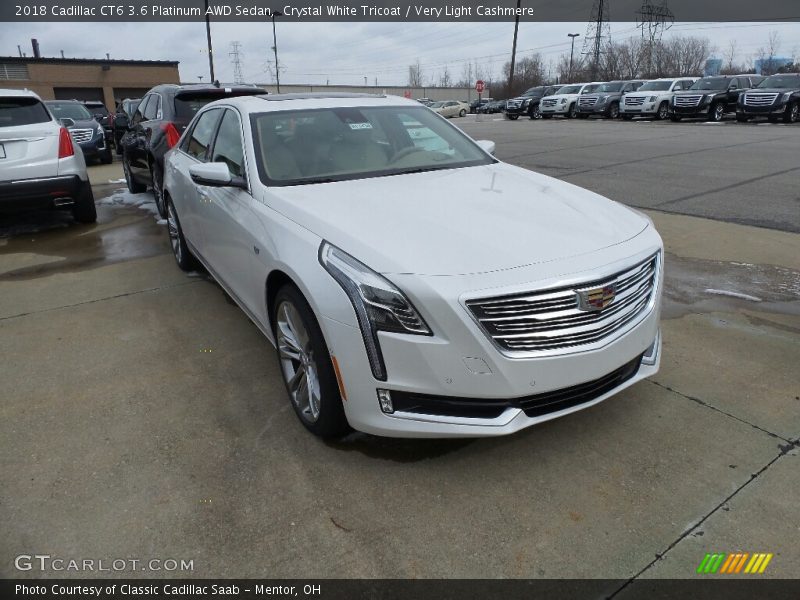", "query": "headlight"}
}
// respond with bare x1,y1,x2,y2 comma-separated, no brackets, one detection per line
560,98,567,104
522,99,531,107
648,96,657,102
319,242,431,381
782,92,793,102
